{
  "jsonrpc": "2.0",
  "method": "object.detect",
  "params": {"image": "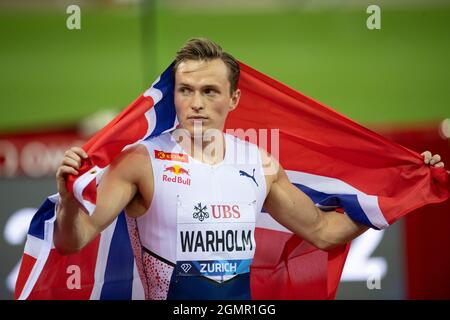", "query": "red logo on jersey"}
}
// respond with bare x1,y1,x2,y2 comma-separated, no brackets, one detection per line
155,150,188,163
164,165,190,176
162,164,191,185
211,204,241,219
